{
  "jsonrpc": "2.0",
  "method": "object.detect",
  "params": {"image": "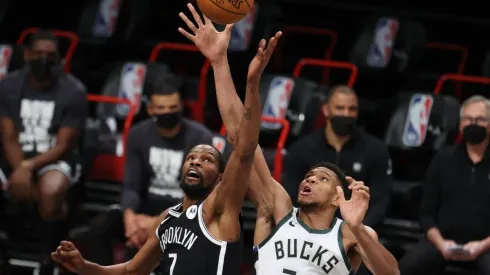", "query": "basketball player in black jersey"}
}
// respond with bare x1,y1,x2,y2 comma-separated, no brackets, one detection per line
50,5,280,275
182,6,400,274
